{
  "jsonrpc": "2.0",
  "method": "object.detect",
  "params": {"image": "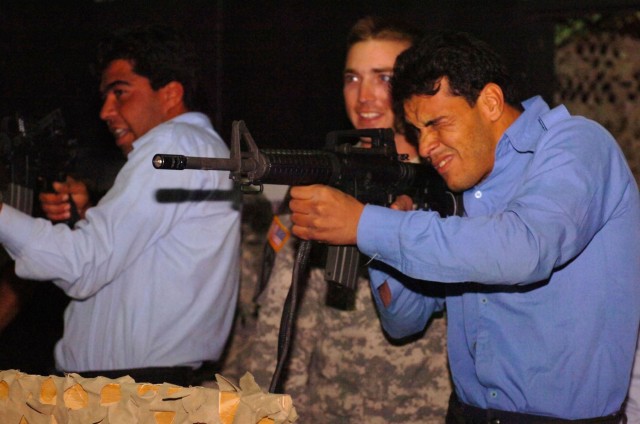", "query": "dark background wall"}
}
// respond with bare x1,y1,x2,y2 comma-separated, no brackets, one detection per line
0,0,570,154
2,0,638,152
220,0,555,149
